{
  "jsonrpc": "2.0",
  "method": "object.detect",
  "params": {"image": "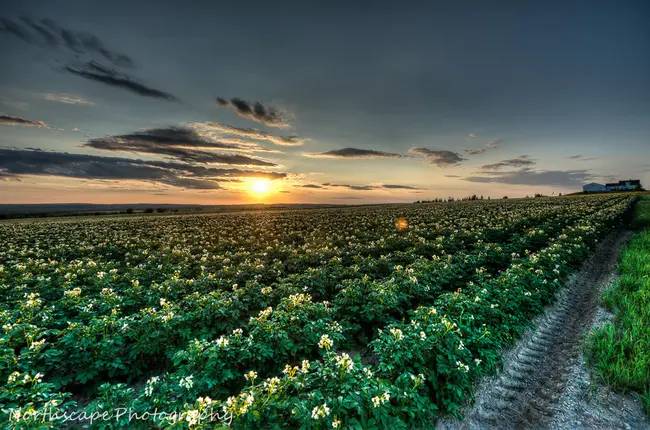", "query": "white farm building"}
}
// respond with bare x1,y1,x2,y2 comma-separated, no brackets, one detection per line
582,183,607,193
582,179,642,193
